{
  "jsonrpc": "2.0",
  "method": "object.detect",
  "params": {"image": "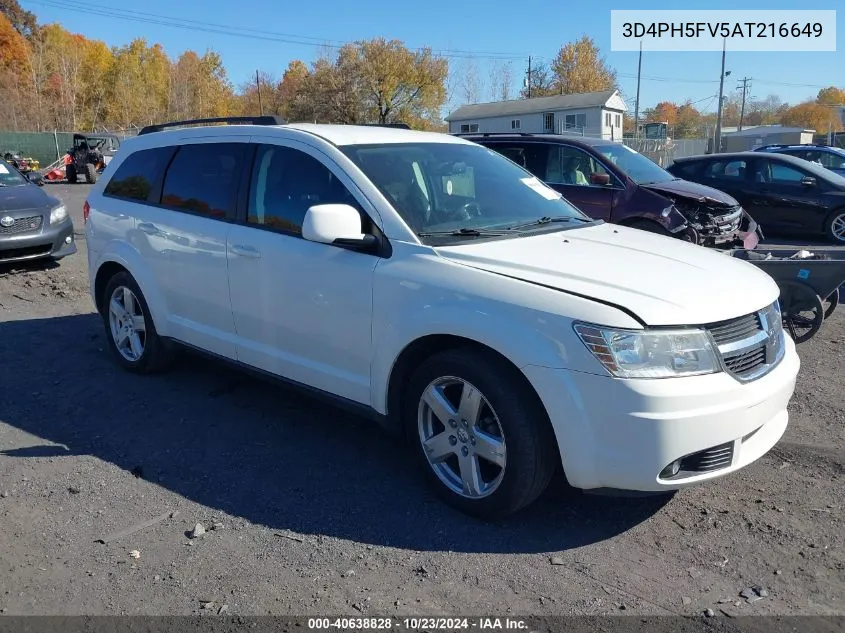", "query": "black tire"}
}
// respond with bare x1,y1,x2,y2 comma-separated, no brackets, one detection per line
824,209,845,244
101,271,174,373
404,347,558,520
85,163,98,184
625,219,670,236
65,163,77,184
823,287,839,320
779,280,824,344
